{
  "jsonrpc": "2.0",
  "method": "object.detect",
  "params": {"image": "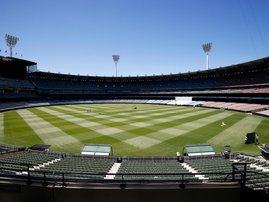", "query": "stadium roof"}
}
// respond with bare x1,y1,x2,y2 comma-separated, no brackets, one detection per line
28,56,269,82
0,56,37,79
0,56,36,67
